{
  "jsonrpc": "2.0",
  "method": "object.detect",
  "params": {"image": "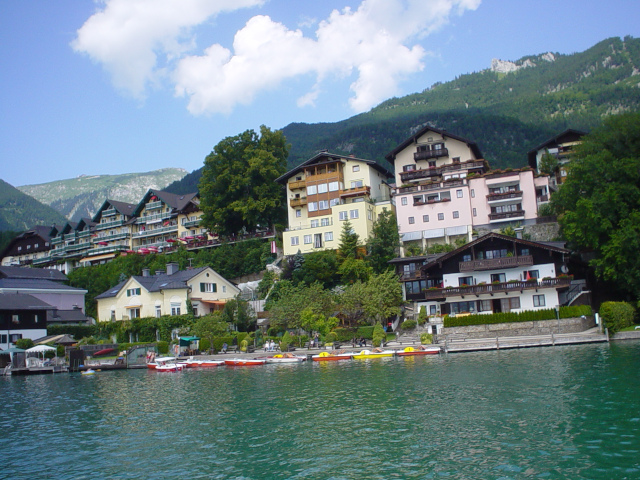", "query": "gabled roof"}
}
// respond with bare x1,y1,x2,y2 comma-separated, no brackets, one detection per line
133,189,199,216
76,217,96,231
384,125,483,162
95,266,215,299
421,232,569,271
275,152,394,184
0,278,84,292
527,129,587,168
0,266,67,281
92,199,137,223
0,226,55,259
